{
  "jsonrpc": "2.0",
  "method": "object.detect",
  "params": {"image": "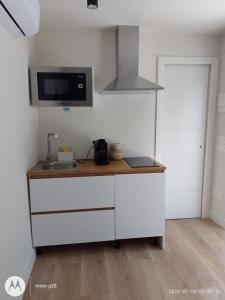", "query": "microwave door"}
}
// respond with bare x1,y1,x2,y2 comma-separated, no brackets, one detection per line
44,78,70,98
30,67,93,107
37,73,72,101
